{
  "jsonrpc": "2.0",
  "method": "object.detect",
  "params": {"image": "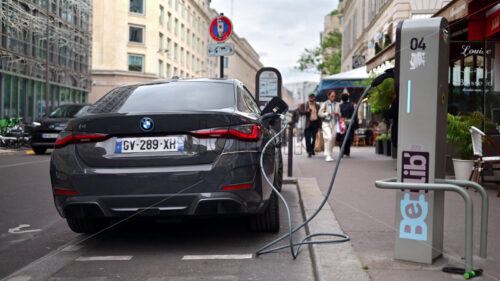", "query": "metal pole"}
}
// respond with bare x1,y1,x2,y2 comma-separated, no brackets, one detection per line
45,11,50,116
374,178,474,273
437,179,489,258
220,56,224,78
287,121,293,177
